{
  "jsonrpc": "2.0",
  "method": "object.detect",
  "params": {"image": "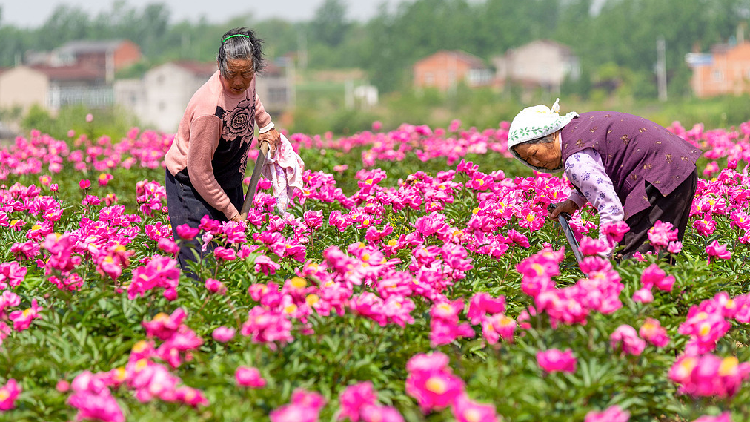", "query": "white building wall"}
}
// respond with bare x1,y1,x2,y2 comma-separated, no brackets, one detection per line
0,66,48,112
